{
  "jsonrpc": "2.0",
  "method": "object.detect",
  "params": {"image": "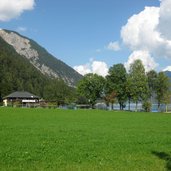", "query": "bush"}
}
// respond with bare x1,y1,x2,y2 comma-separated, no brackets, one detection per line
142,101,152,112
